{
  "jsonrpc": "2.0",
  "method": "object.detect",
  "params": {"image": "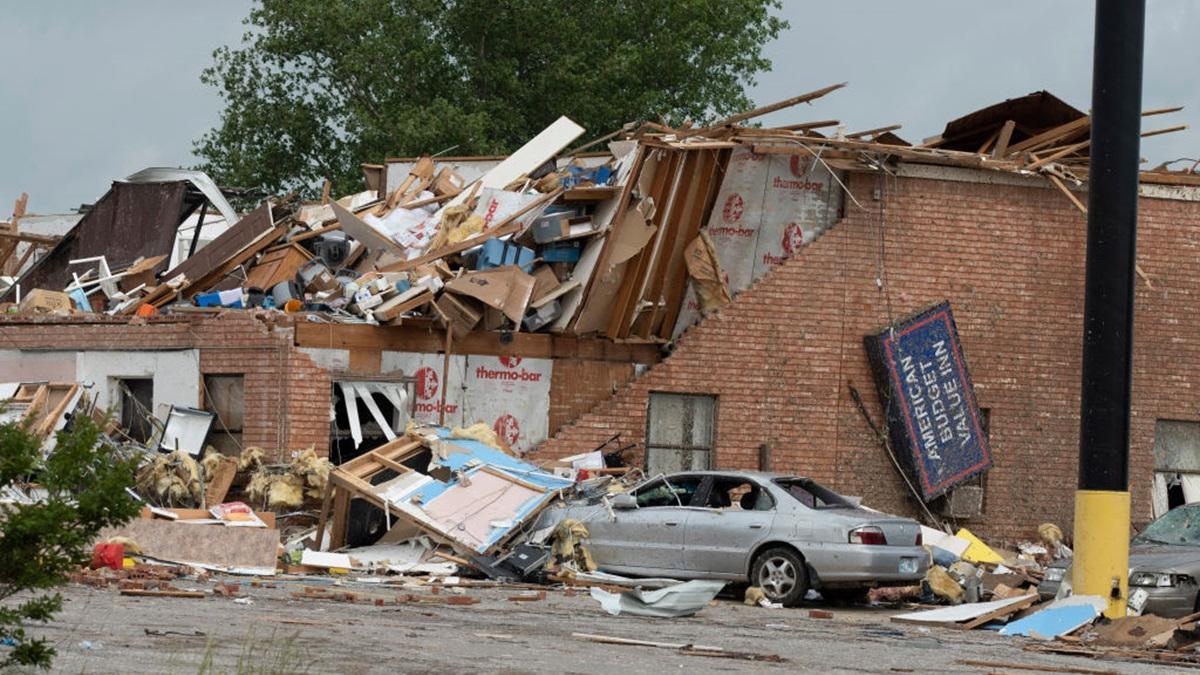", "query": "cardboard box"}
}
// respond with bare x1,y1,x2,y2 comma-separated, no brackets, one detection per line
530,265,560,300
541,240,582,263
18,289,73,315
434,293,482,340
